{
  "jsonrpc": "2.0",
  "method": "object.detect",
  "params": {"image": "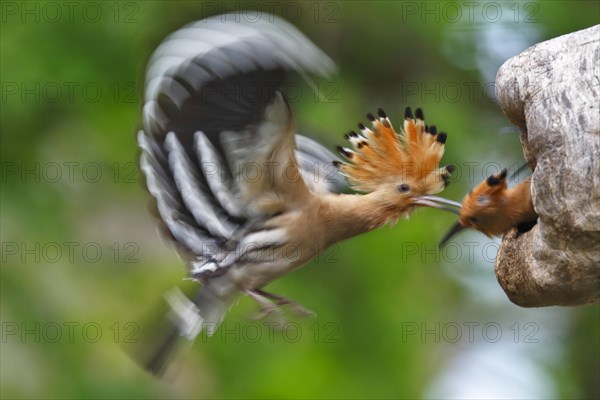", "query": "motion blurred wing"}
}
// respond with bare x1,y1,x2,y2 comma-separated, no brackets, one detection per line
138,13,337,259
295,135,346,194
